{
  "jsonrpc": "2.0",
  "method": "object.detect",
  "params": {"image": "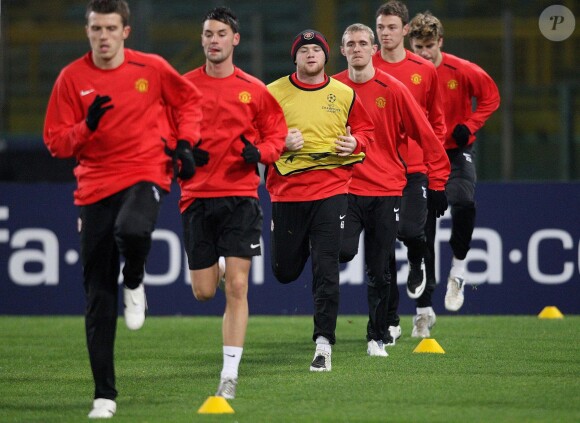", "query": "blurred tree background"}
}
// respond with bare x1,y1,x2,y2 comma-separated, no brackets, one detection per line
1,0,578,181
